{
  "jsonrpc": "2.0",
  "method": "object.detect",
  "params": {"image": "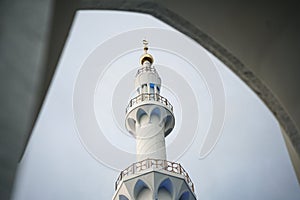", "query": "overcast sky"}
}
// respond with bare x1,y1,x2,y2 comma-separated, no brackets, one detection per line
12,11,300,200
